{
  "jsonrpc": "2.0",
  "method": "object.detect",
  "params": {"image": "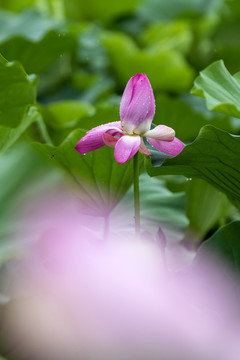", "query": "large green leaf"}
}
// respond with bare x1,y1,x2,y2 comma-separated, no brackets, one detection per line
0,57,39,152
0,31,76,75
33,129,140,215
101,31,194,91
185,178,233,239
153,94,236,143
0,10,61,42
0,107,42,153
146,125,240,206
0,10,76,74
196,221,240,274
0,59,37,127
191,60,240,118
125,173,188,230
